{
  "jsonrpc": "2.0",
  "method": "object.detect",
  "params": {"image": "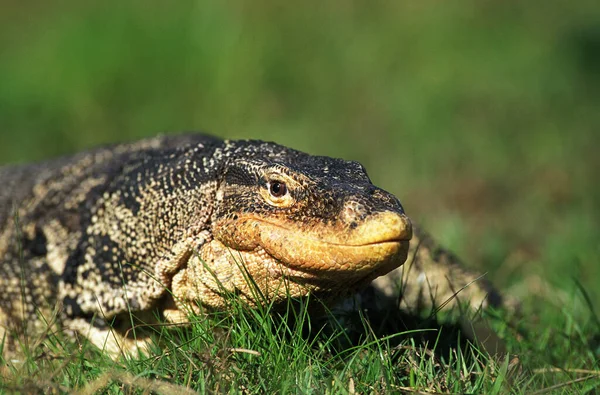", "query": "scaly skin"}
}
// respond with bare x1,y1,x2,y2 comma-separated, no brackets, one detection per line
0,133,507,359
